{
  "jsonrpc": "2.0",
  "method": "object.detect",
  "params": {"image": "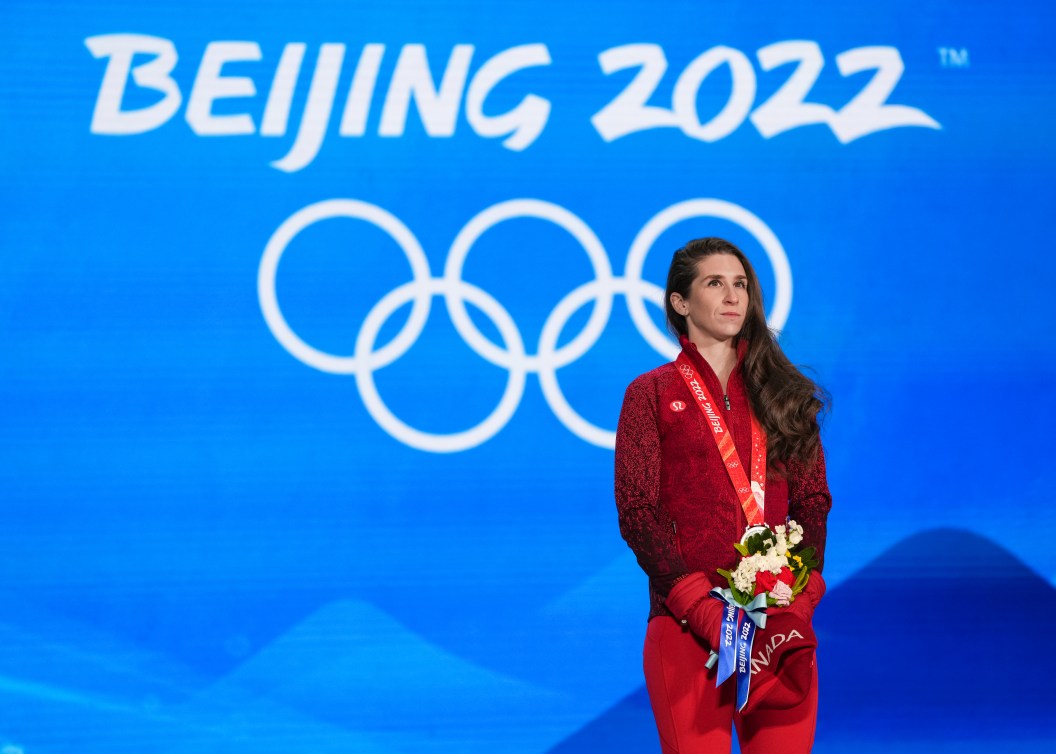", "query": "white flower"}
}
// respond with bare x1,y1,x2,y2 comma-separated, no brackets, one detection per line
763,548,787,574
733,562,754,592
732,553,768,592
773,530,789,557
786,520,804,546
